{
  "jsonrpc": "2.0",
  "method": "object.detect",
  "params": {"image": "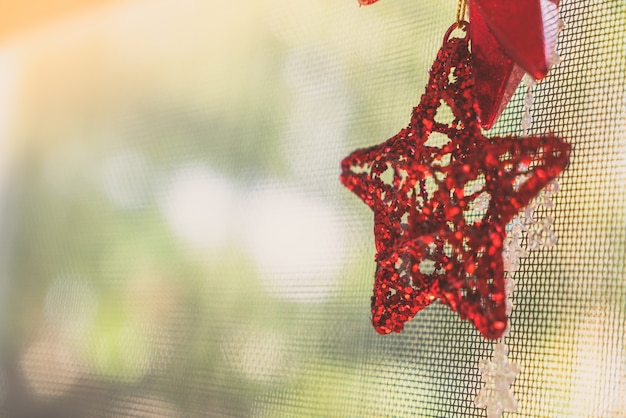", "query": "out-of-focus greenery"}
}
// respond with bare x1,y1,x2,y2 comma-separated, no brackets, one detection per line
1,0,625,417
